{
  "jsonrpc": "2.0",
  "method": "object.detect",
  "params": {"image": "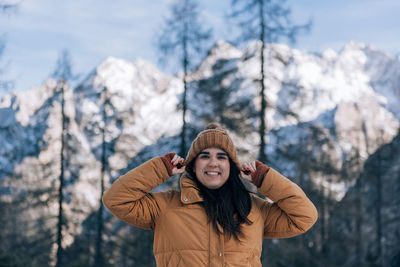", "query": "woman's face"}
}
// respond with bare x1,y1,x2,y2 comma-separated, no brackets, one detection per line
194,147,230,189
